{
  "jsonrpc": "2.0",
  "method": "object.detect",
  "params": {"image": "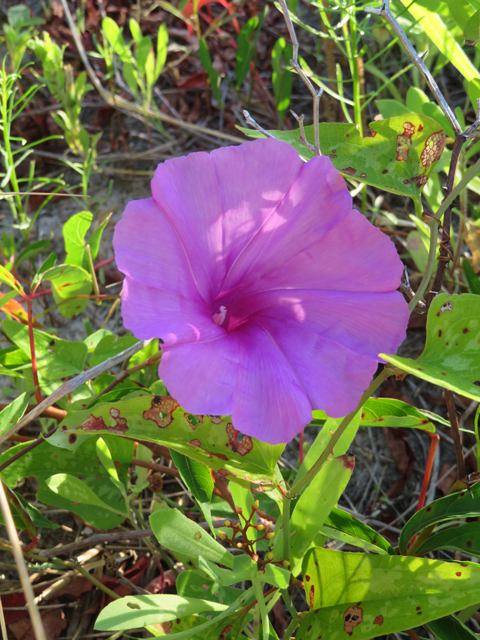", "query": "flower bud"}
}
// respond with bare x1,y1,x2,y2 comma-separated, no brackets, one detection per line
235,506,243,514
218,531,227,540
252,554,259,562
266,552,274,561
282,560,290,567
252,500,259,510
266,532,275,540
224,520,232,527
236,542,244,549
257,524,265,531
